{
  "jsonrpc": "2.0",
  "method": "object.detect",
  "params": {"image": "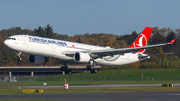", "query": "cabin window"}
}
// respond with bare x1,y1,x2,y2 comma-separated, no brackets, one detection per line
8,38,16,40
